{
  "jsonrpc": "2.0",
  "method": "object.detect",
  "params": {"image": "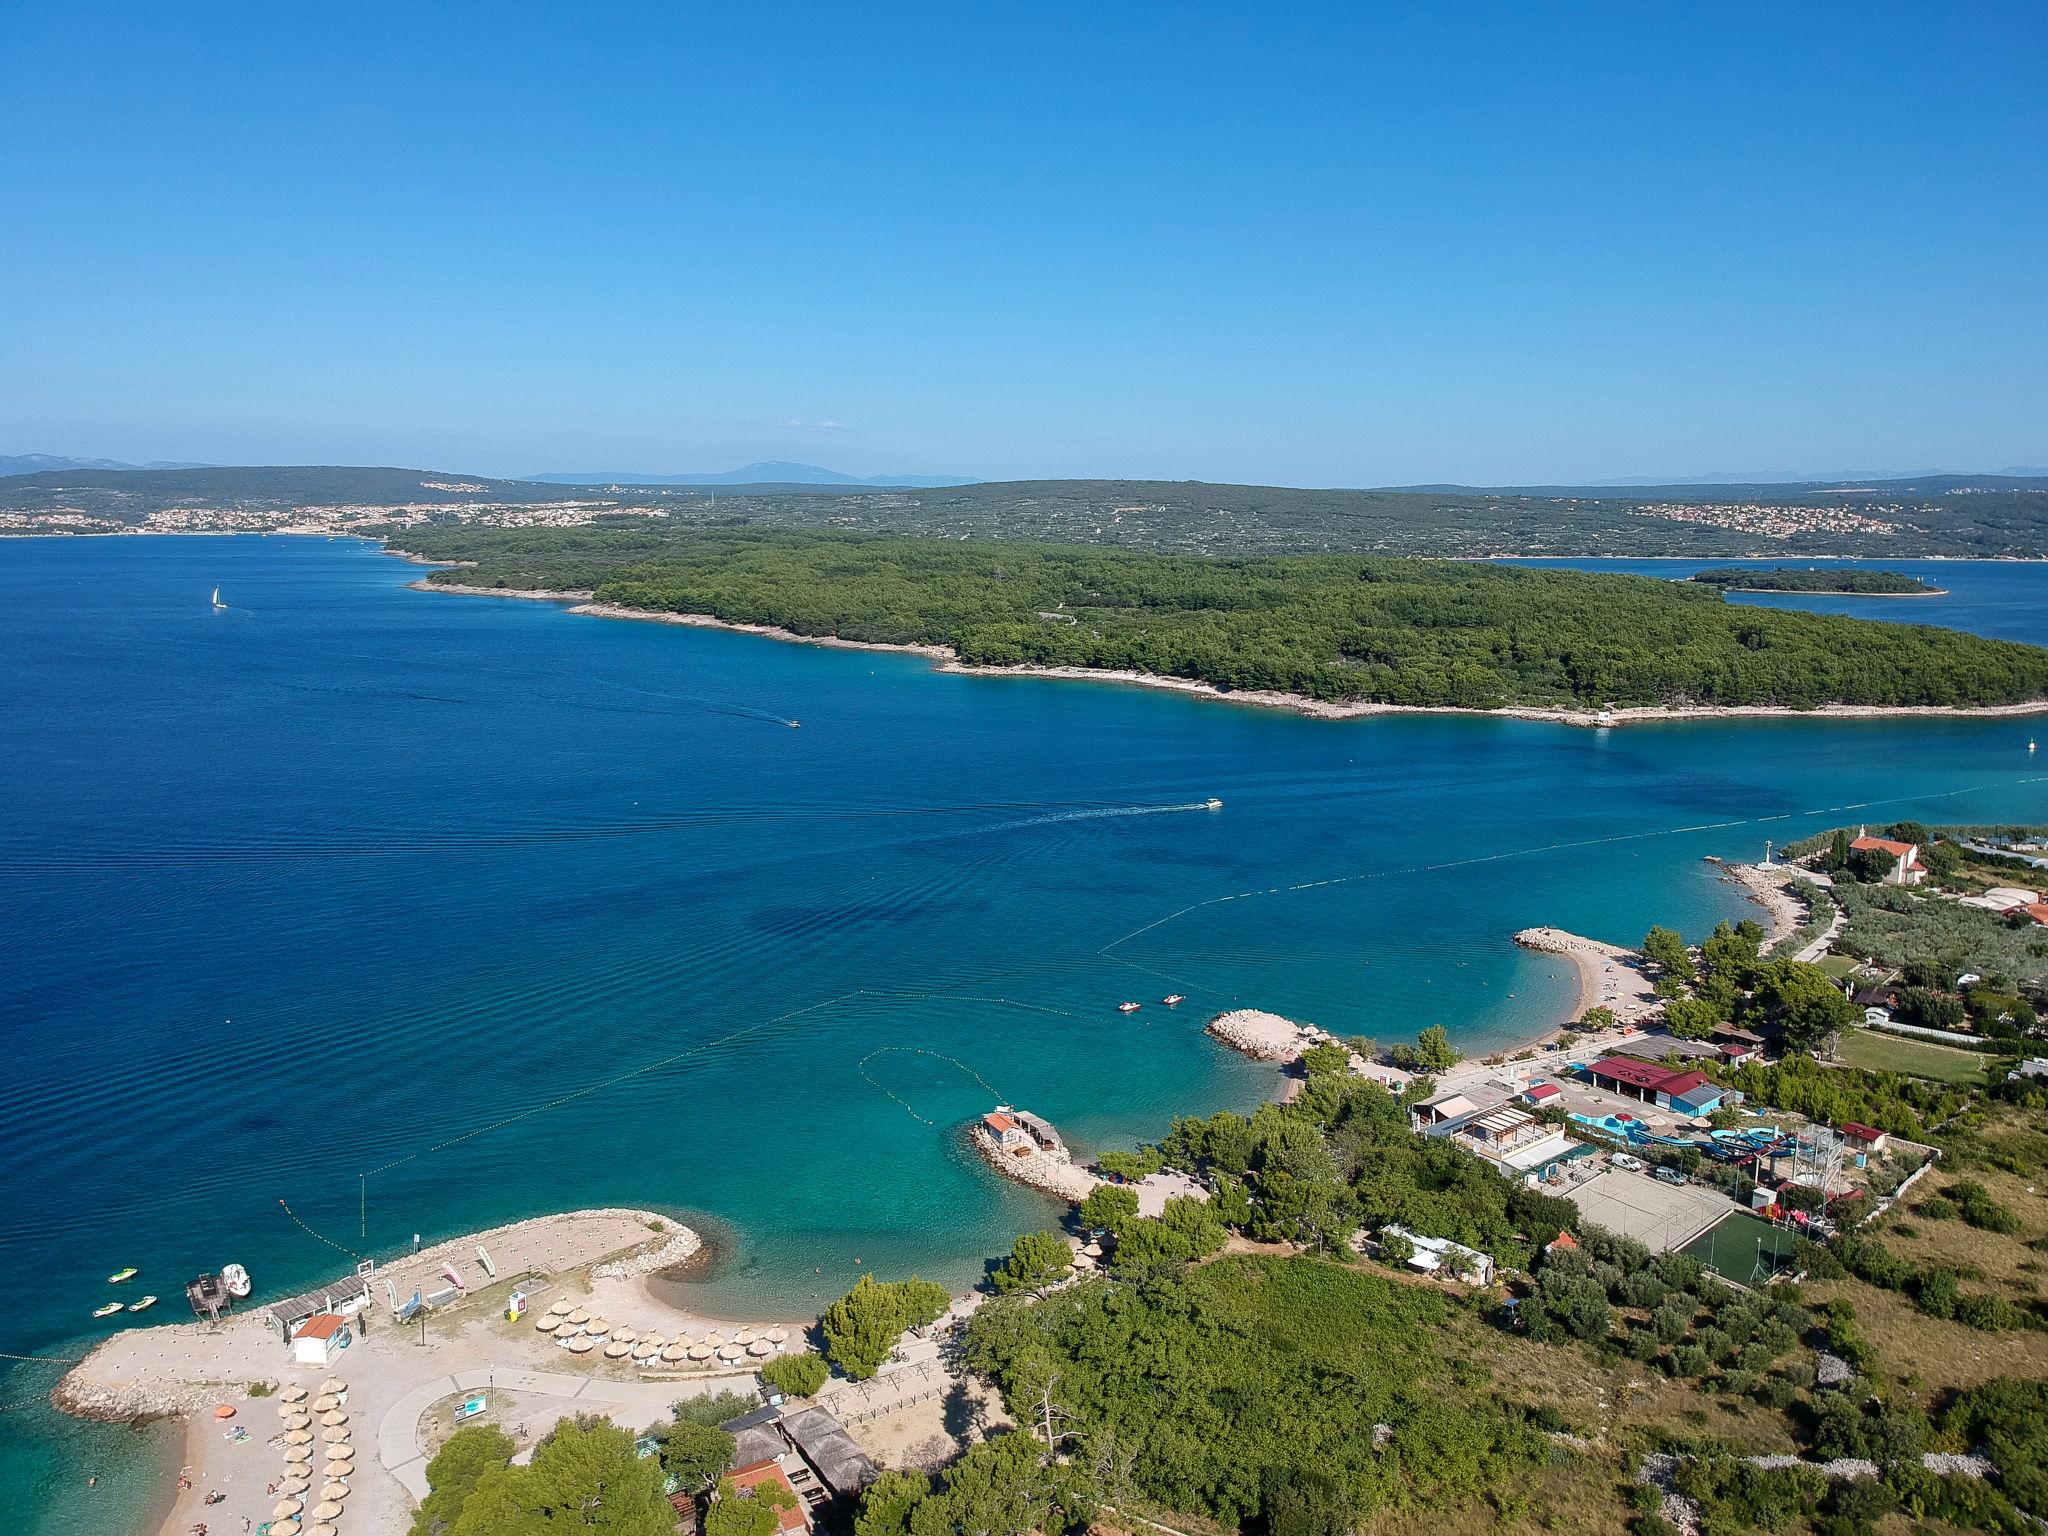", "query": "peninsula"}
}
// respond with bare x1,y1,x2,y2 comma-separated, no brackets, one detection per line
1687,566,1944,596
387,527,2048,719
